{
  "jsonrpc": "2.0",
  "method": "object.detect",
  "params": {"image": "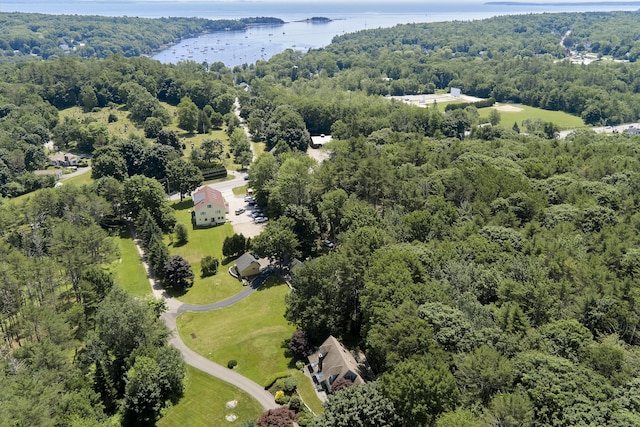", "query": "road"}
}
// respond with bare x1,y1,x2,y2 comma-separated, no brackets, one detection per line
130,224,279,411
149,101,279,410
558,122,640,139
60,165,92,181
